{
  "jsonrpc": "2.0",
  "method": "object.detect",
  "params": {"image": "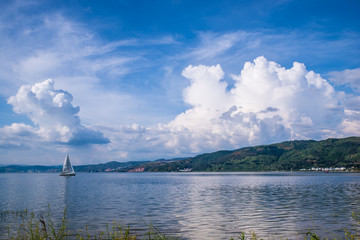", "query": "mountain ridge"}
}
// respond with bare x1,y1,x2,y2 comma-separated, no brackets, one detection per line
131,137,360,172
0,137,359,173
